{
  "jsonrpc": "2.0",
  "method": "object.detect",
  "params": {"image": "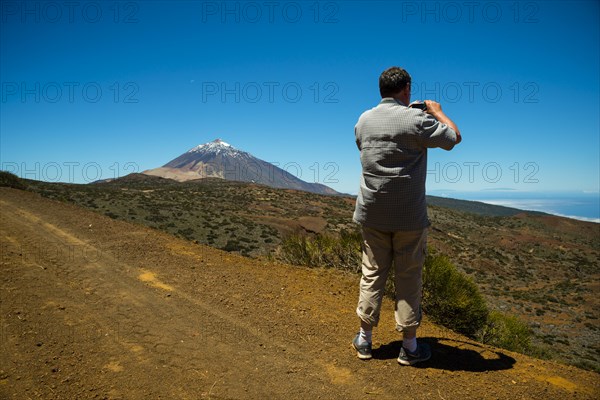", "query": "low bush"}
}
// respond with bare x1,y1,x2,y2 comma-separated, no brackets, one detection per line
277,229,361,273
476,311,532,354
278,231,533,355
422,254,489,336
0,171,26,190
